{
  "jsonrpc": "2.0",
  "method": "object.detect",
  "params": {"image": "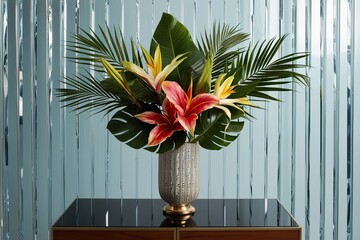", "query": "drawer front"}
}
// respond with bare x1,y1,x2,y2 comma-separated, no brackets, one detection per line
52,228,176,240
178,228,301,240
